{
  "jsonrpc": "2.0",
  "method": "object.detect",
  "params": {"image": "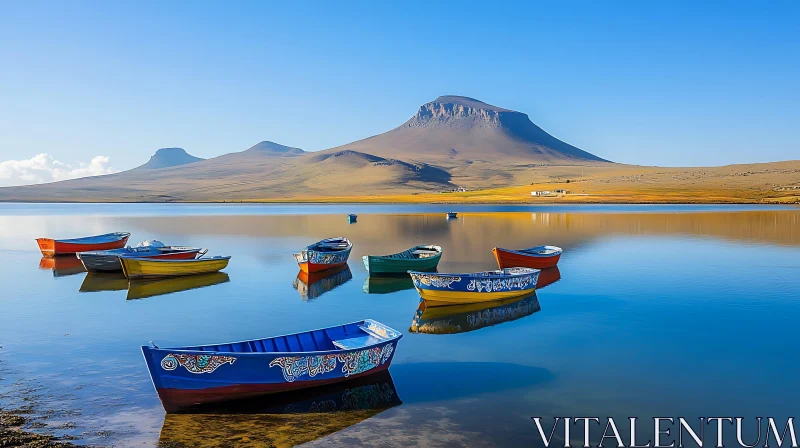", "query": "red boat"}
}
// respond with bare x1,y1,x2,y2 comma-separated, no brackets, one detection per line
36,232,131,257
293,237,352,273
492,245,562,269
